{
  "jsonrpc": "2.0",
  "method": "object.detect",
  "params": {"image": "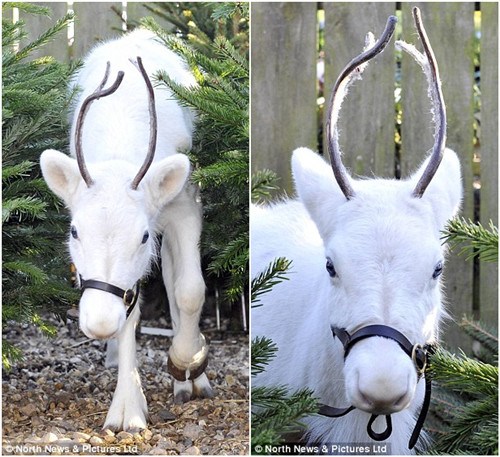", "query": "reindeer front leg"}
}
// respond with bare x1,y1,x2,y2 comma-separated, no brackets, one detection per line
103,305,147,431
161,187,213,403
